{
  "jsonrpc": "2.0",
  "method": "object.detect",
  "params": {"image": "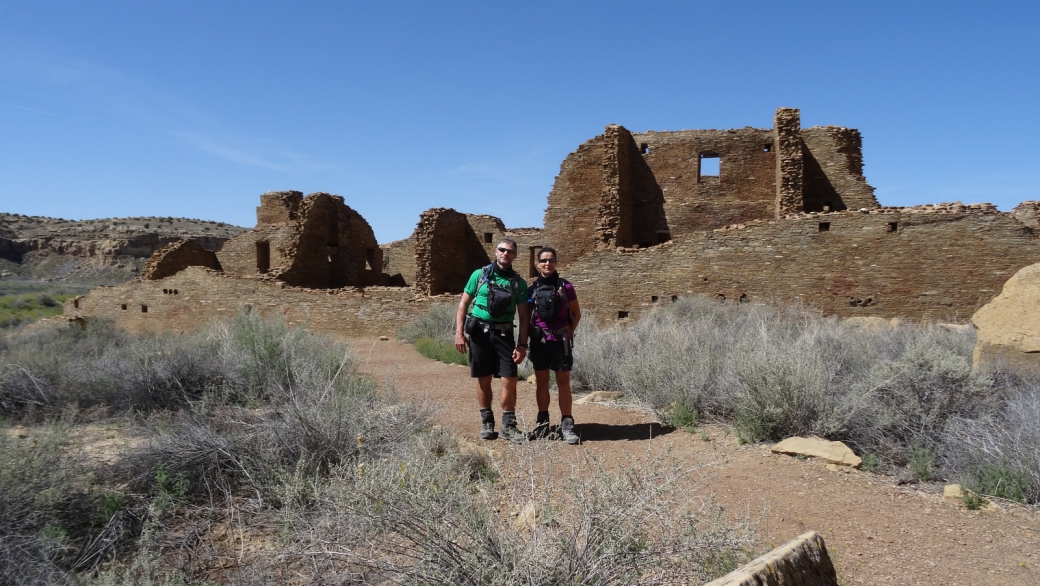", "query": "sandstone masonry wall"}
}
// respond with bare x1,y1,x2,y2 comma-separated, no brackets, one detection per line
630,126,777,235
803,127,878,212
141,240,222,280
774,107,804,216
543,133,614,266
413,208,490,295
64,266,448,338
563,204,1038,322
